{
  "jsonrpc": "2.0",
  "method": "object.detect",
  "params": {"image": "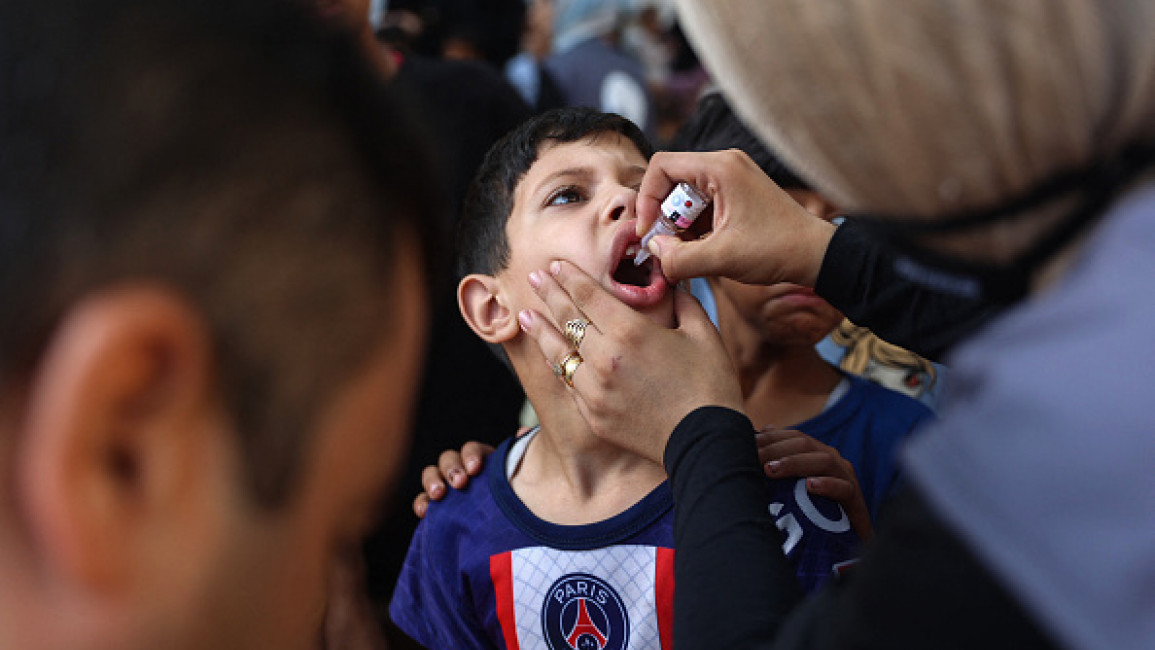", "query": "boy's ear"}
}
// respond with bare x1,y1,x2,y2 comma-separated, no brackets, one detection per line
16,286,221,597
458,274,520,344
